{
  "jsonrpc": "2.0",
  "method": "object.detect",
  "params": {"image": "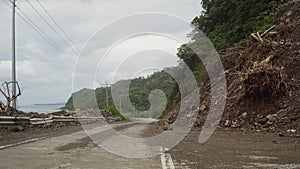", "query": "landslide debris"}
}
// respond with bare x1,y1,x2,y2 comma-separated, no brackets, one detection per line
159,1,300,135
